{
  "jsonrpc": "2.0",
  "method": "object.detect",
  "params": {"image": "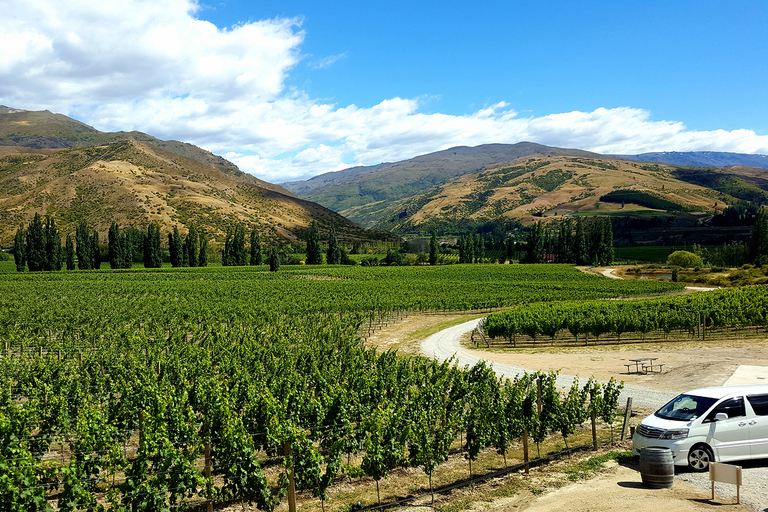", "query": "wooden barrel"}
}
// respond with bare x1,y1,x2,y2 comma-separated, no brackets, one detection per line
640,447,674,488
